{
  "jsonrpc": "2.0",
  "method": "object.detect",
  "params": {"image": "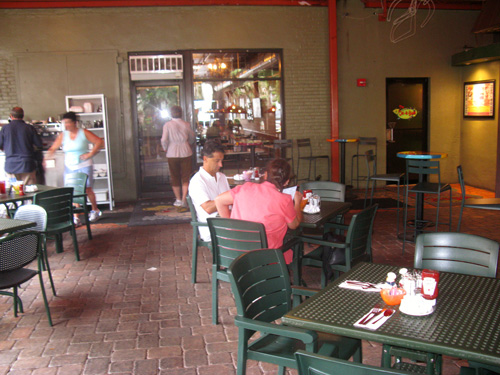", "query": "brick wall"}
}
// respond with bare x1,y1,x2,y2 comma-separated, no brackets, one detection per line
0,56,17,120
